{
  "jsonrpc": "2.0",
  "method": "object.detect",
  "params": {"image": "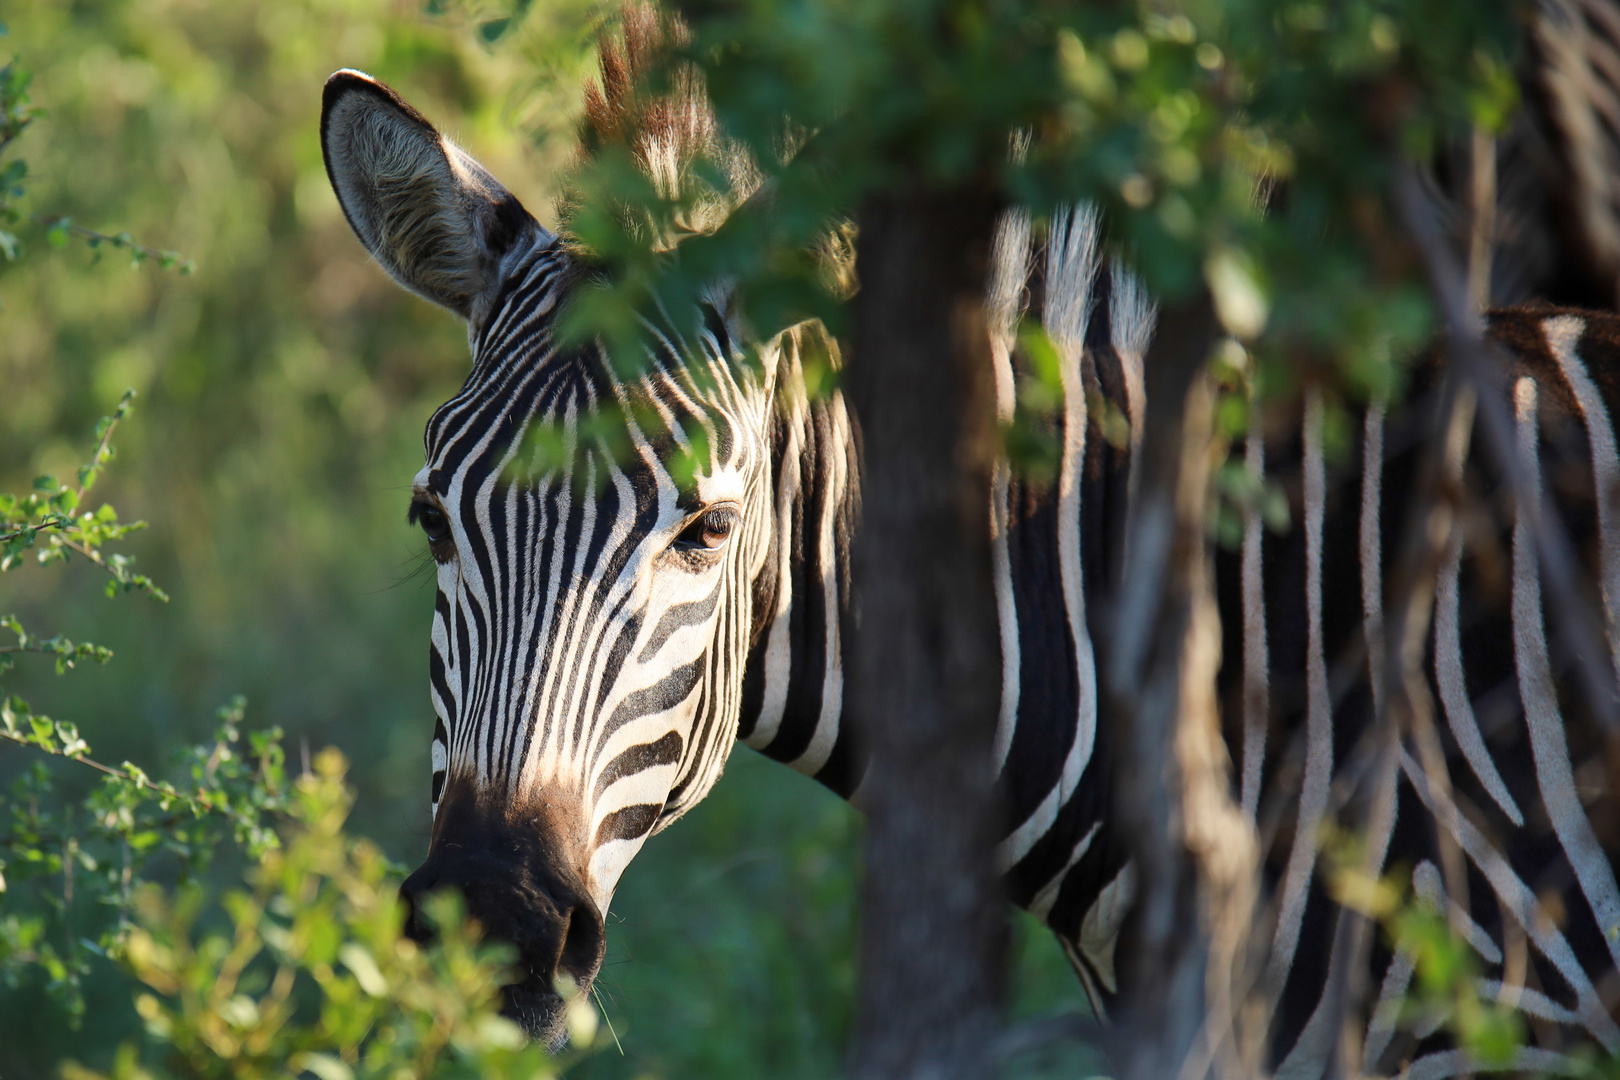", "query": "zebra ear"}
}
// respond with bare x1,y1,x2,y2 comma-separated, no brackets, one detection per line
320,69,543,323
